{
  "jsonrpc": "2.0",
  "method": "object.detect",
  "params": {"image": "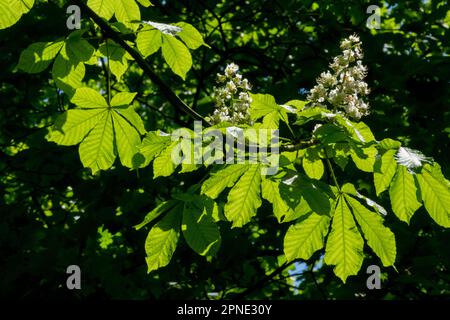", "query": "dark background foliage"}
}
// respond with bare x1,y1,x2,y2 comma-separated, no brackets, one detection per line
0,0,449,299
